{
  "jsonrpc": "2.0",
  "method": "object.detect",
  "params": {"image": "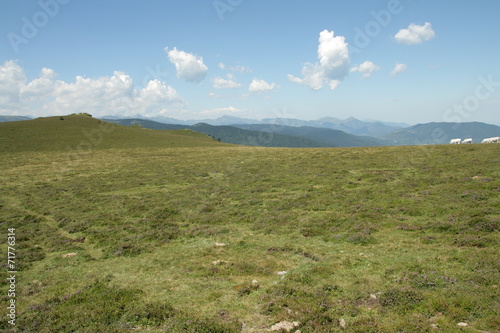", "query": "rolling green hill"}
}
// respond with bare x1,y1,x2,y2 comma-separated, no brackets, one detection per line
0,114,227,153
105,118,332,147
382,121,500,145
0,115,499,332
